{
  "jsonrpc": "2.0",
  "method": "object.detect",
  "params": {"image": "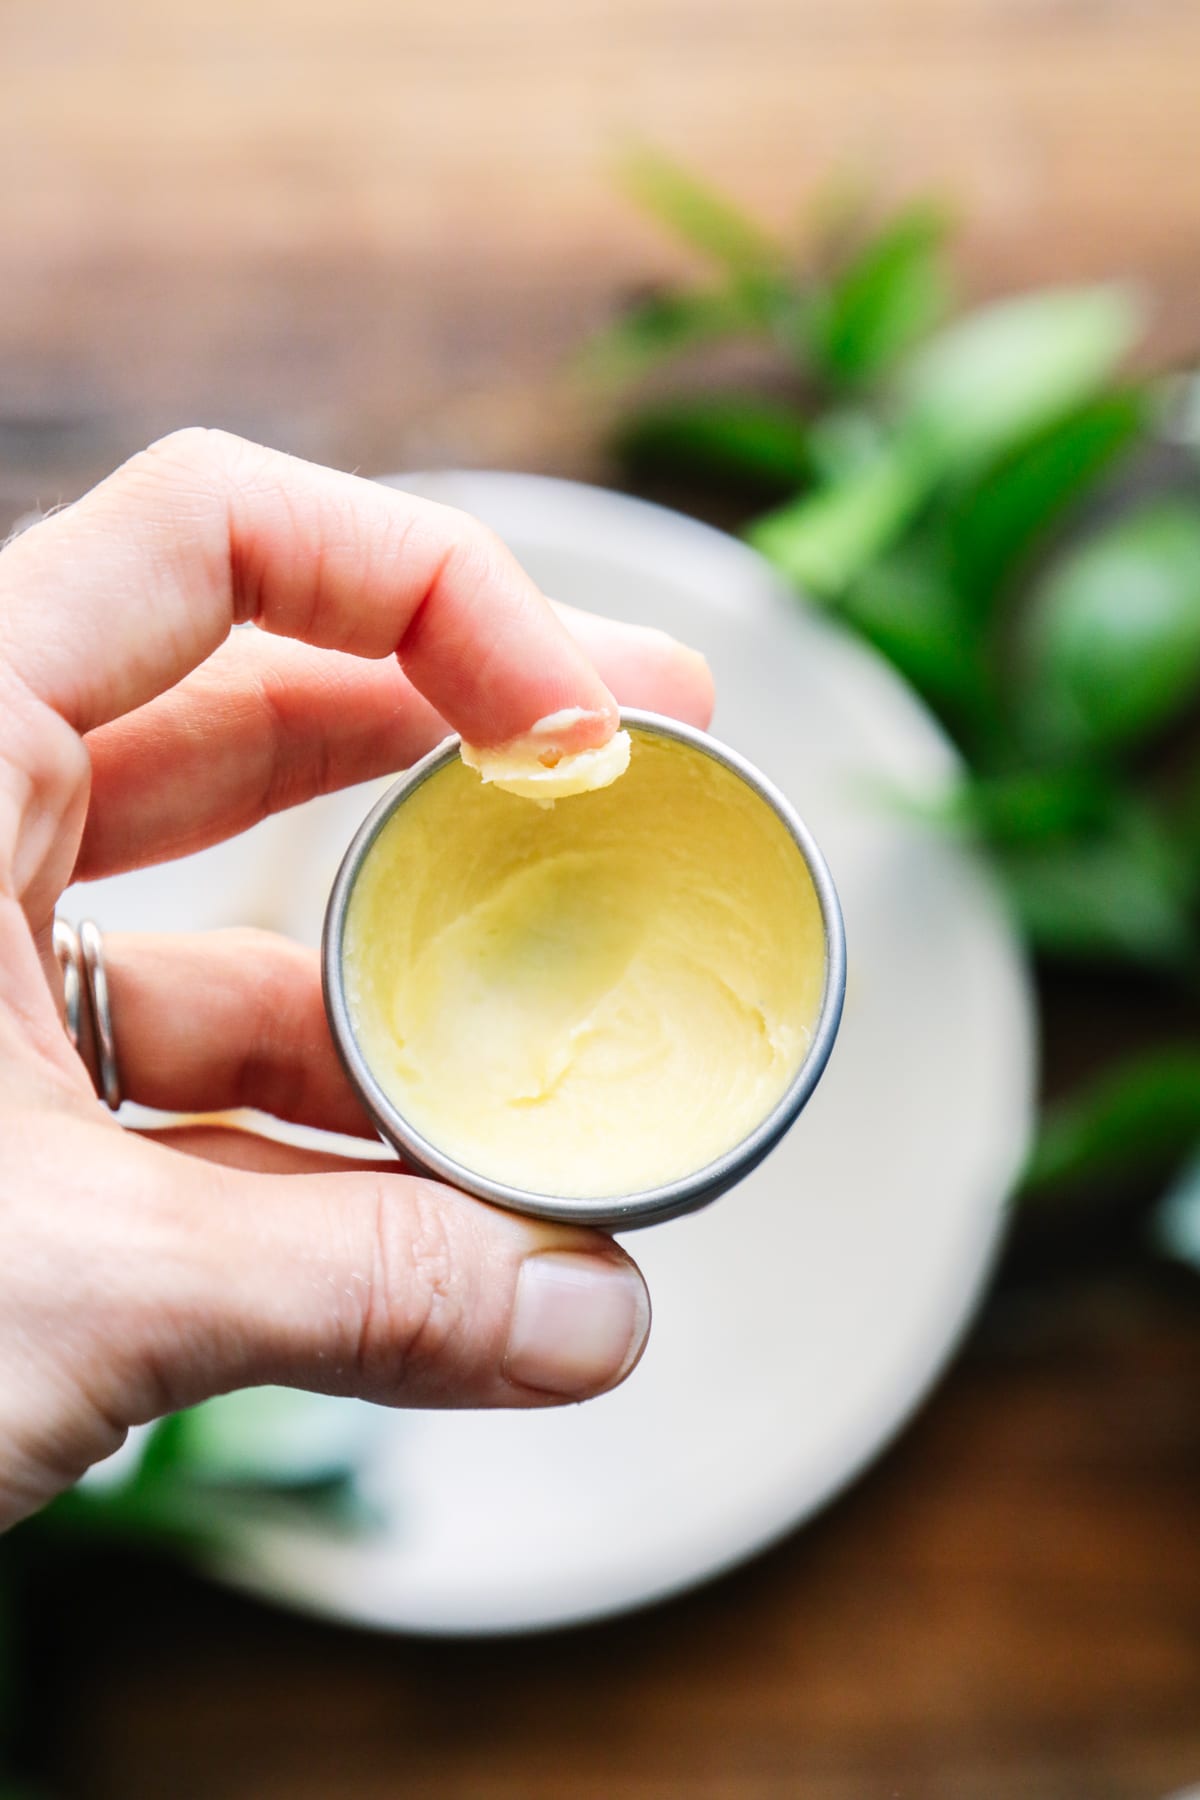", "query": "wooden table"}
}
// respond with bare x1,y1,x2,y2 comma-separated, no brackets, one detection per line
4,0,1200,527
12,1262,1200,1798
3,2,1199,1793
